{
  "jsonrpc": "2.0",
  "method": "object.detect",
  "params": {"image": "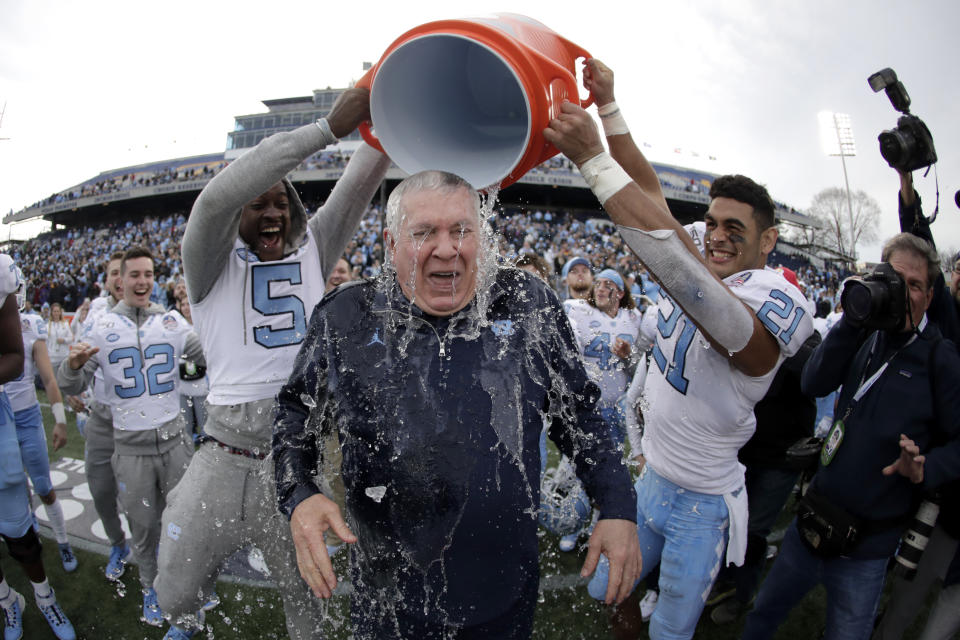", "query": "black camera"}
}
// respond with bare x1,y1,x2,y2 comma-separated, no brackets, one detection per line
868,68,937,172
840,262,907,331
893,498,939,580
